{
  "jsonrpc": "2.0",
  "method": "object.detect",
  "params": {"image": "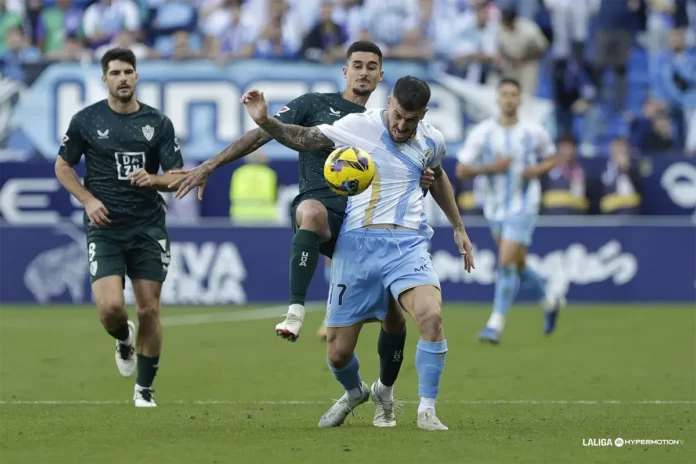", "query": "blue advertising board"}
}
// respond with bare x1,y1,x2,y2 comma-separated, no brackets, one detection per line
1,156,694,224
1,221,694,304
9,60,469,161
